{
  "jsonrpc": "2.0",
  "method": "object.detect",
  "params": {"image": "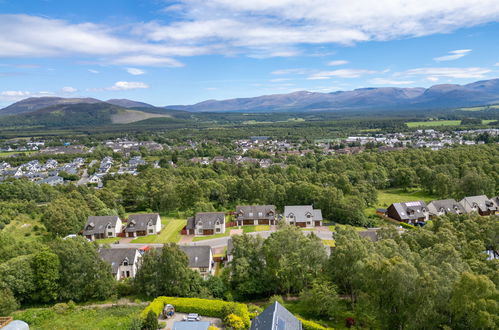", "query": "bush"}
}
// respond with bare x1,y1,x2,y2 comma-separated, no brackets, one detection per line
225,313,245,329
221,302,250,328
52,303,69,314
142,310,158,330
267,295,284,307
298,317,333,330
399,222,416,230
0,288,19,316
